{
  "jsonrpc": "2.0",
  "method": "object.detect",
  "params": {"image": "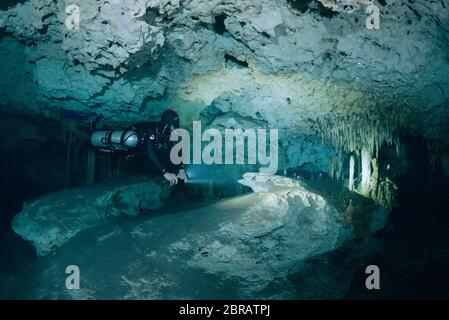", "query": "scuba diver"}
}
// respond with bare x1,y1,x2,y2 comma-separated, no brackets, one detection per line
90,109,187,186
